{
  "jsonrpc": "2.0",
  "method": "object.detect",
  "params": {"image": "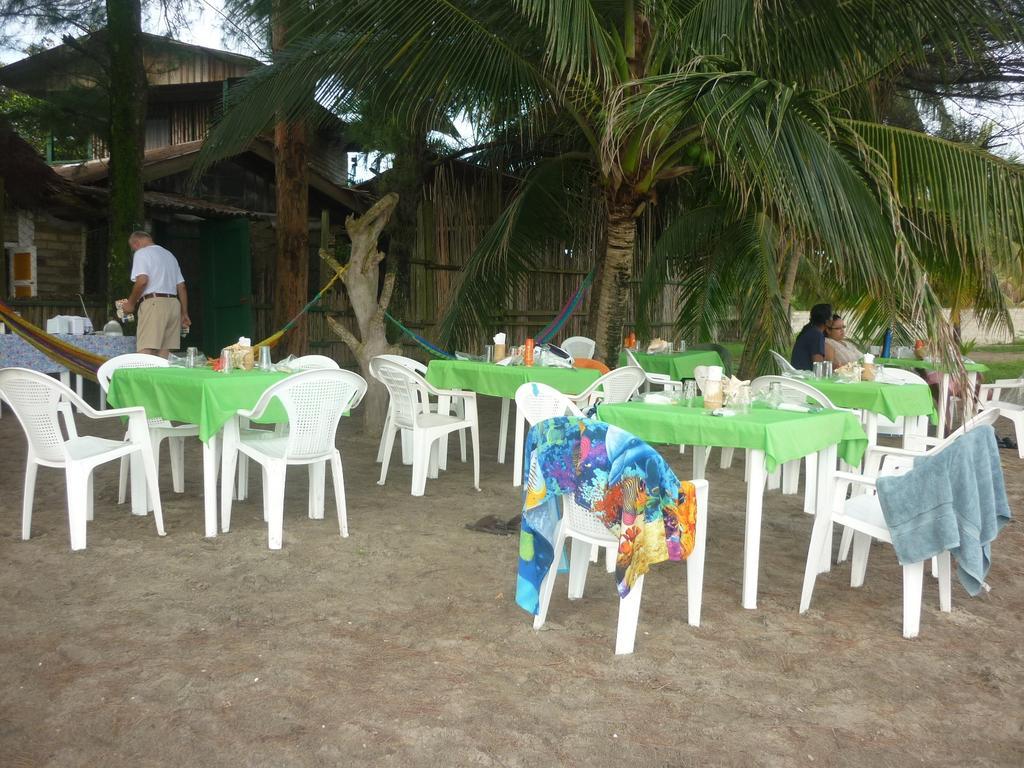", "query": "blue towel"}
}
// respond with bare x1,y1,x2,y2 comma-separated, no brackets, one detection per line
876,425,1012,596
